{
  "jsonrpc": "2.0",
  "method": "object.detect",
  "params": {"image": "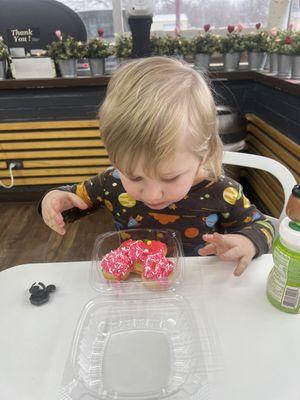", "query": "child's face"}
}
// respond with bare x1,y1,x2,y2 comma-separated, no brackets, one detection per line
118,151,206,210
